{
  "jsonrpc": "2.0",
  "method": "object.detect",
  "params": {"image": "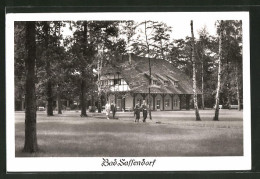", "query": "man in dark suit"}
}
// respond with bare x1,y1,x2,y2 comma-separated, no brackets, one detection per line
110,102,116,119
142,100,148,122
